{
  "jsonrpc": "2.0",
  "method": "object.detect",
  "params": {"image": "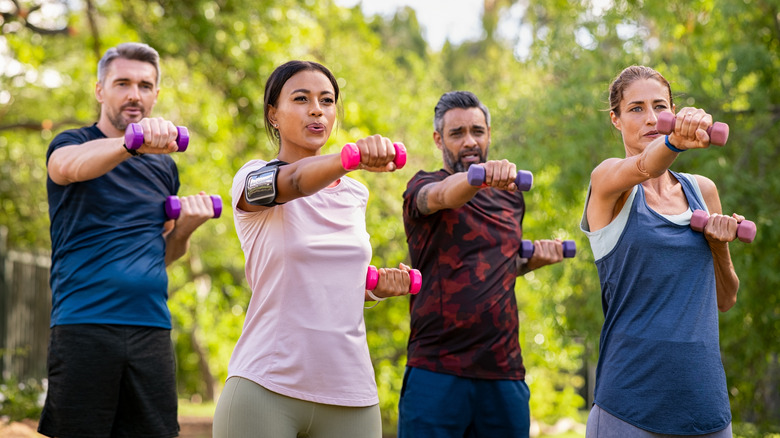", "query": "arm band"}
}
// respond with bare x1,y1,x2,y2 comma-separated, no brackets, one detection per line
245,165,281,206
